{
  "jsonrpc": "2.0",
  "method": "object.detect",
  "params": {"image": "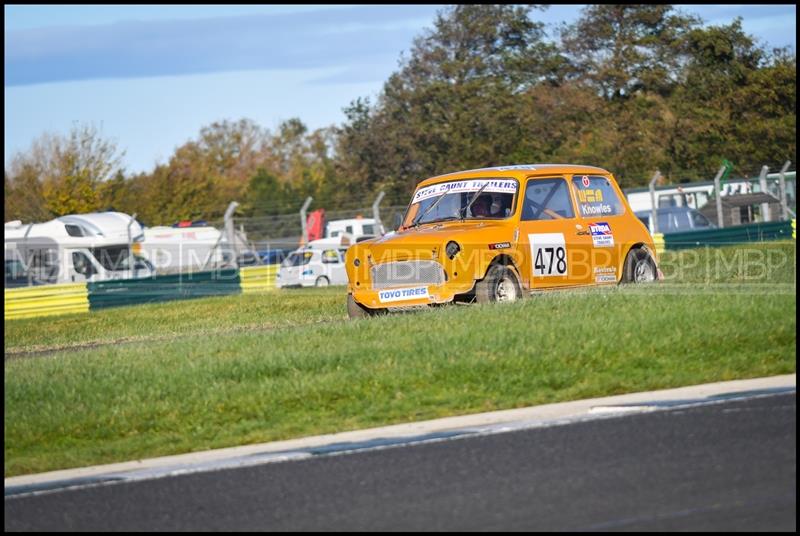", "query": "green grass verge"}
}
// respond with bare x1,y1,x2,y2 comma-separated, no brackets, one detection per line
4,242,796,477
